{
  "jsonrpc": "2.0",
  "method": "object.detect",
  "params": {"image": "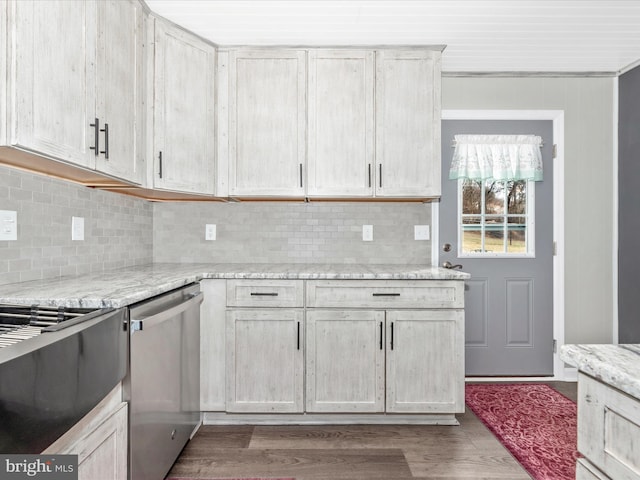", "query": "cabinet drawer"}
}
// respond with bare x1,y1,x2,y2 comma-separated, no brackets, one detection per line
578,372,640,480
306,280,464,309
226,280,304,307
